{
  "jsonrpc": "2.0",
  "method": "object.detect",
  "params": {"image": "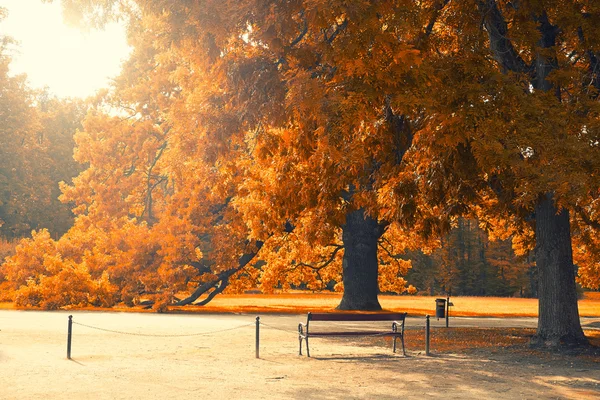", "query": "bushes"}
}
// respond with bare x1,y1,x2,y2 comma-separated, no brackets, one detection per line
1,229,119,309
